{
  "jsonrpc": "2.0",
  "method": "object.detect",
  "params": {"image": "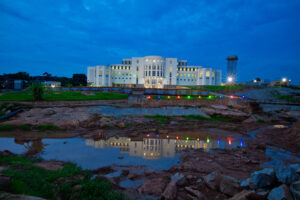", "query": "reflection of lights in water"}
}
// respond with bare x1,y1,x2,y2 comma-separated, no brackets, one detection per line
86,136,245,160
